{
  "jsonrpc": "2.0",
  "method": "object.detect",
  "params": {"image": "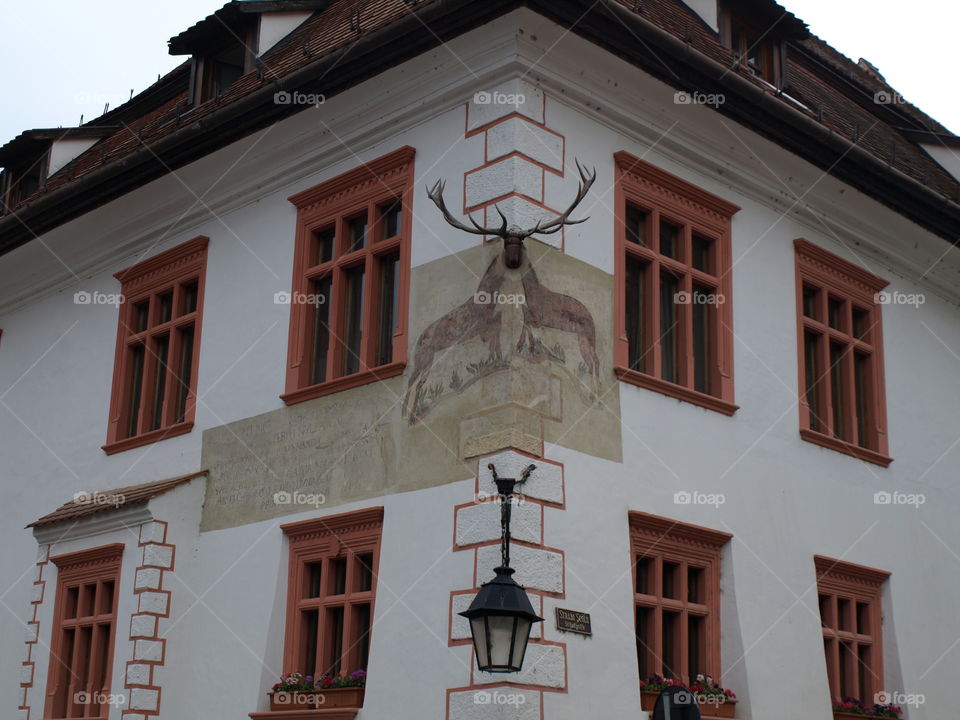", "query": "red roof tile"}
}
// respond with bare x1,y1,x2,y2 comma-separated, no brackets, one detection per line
27,472,204,529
